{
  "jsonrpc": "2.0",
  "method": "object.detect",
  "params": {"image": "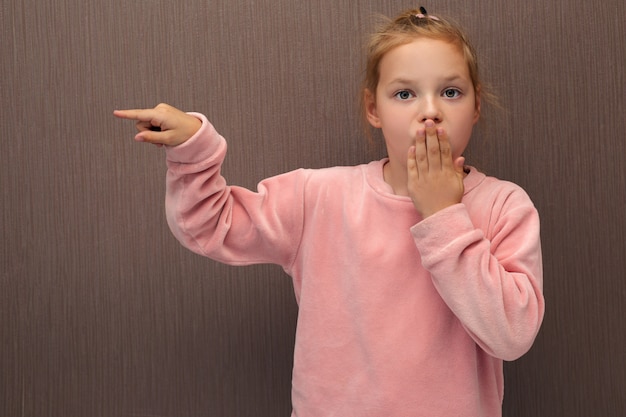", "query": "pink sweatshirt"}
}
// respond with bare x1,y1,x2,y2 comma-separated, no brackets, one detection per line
164,114,544,417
